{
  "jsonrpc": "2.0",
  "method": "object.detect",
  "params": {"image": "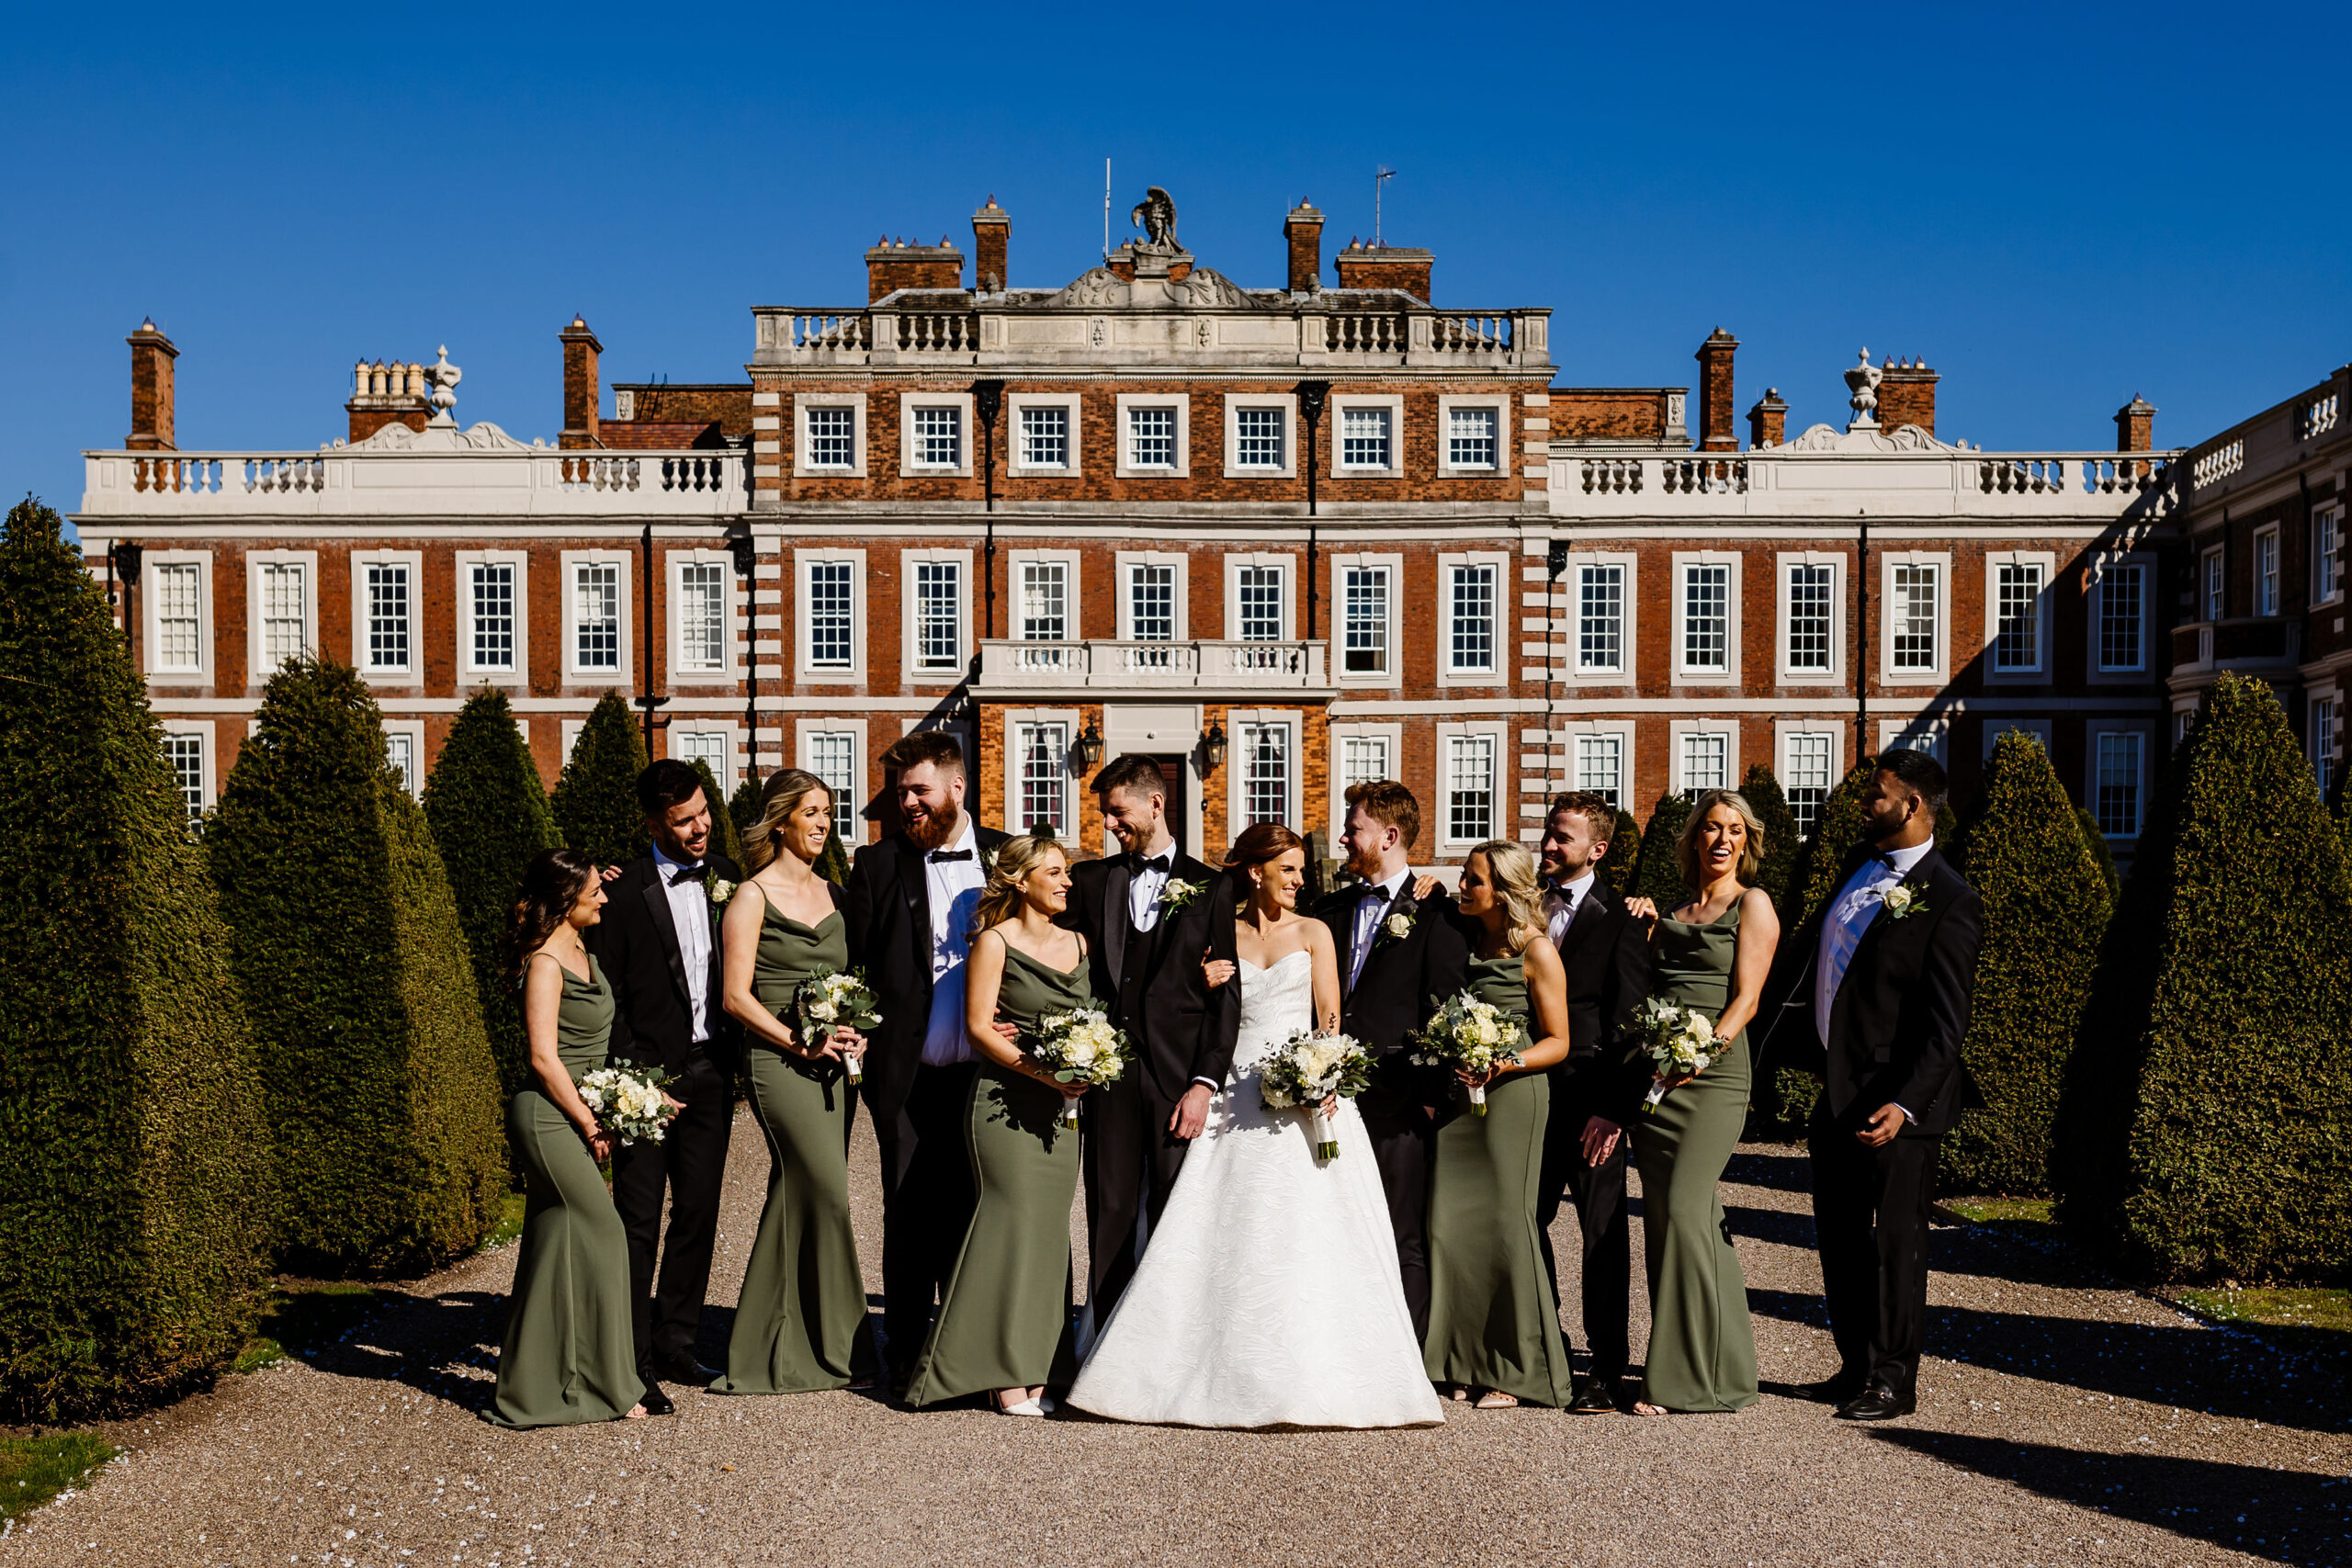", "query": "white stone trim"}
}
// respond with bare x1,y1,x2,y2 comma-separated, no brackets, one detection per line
1004,706,1083,841
1980,716,2052,760
141,548,214,686
1436,394,1512,478
1877,714,1949,761
1558,718,1639,814
1558,549,1638,686
1772,550,1845,687
795,717,869,841
1222,551,1296,643
1435,550,1511,687
1007,548,1085,642
157,718,216,817
243,548,319,688
1878,550,1952,687
1329,720,1405,840
1329,393,1406,479
1668,716,1741,795
1224,706,1304,847
1114,392,1192,479
1329,550,1405,688
1434,717,1511,849
900,547,975,686
380,717,426,798
669,719,746,797
1007,392,1084,478
794,393,867,478
667,549,741,686
559,548,634,686
2086,716,2156,840
457,548,530,687
795,547,868,684
348,548,424,683
1981,548,2058,684
1669,549,1743,687
1114,550,1190,643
